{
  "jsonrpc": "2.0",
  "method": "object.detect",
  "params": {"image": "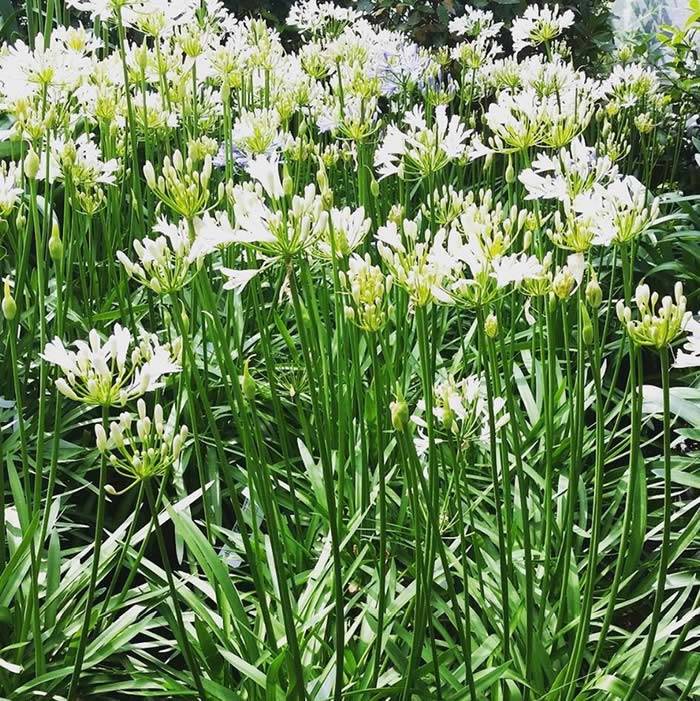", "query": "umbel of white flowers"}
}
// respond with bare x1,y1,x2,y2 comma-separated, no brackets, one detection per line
42,324,181,406
96,399,189,483
617,282,691,350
